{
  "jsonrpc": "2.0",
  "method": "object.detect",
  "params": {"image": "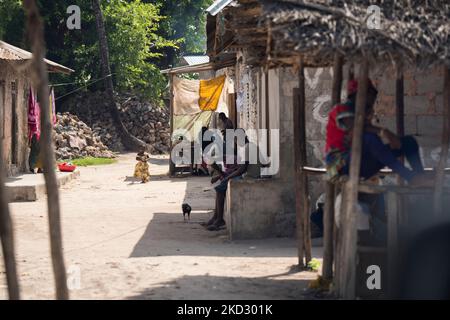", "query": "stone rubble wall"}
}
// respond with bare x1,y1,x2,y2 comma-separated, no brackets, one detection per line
60,91,171,155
